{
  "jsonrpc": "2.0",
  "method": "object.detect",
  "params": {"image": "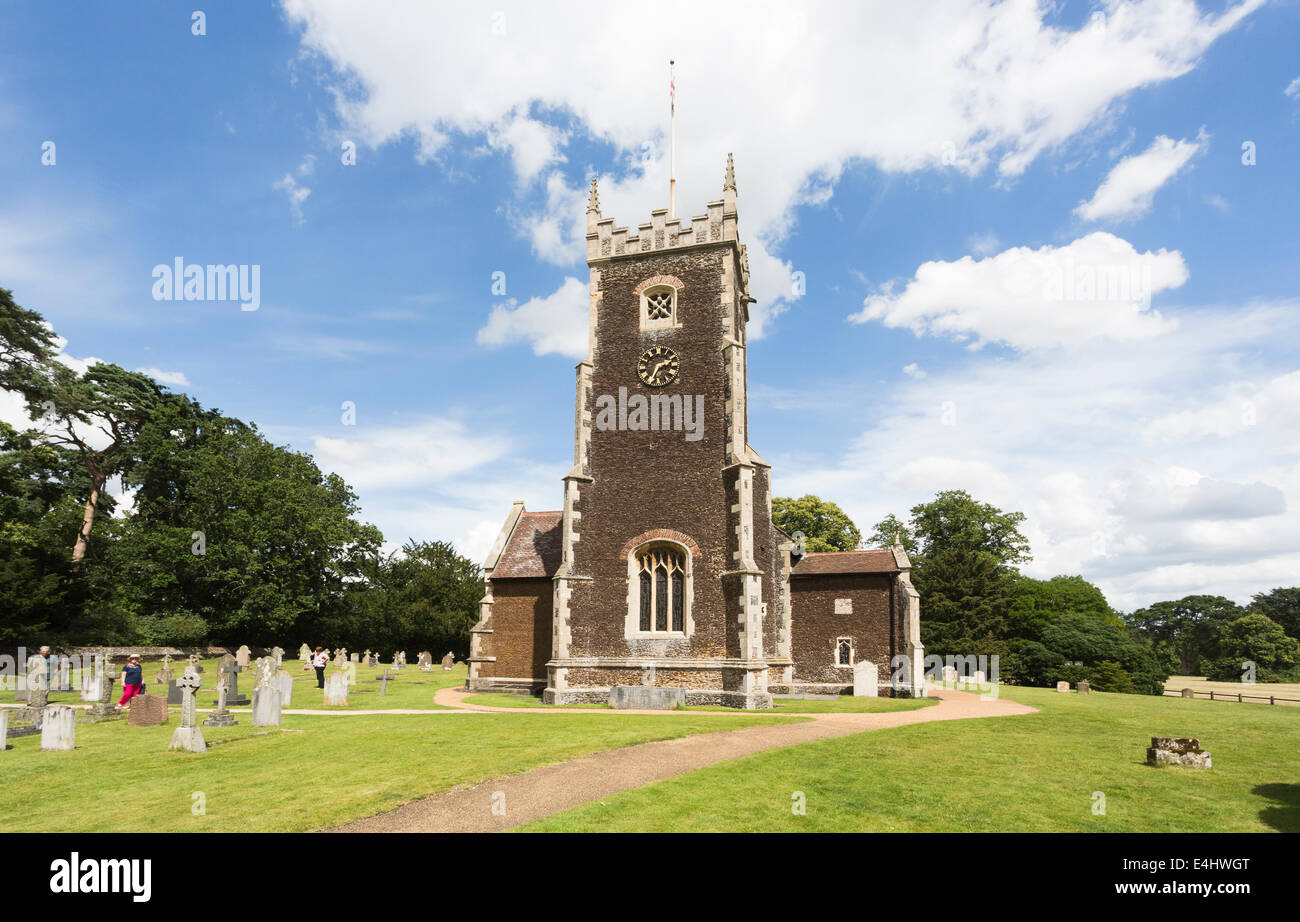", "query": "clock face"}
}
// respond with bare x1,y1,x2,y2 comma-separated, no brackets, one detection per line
637,346,679,387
